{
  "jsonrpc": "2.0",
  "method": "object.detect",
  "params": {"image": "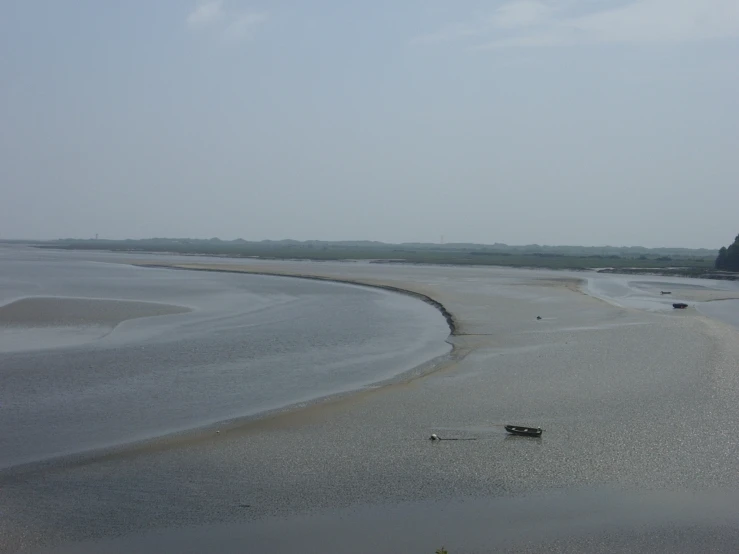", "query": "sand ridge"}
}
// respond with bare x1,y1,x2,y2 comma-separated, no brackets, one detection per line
0,296,191,327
